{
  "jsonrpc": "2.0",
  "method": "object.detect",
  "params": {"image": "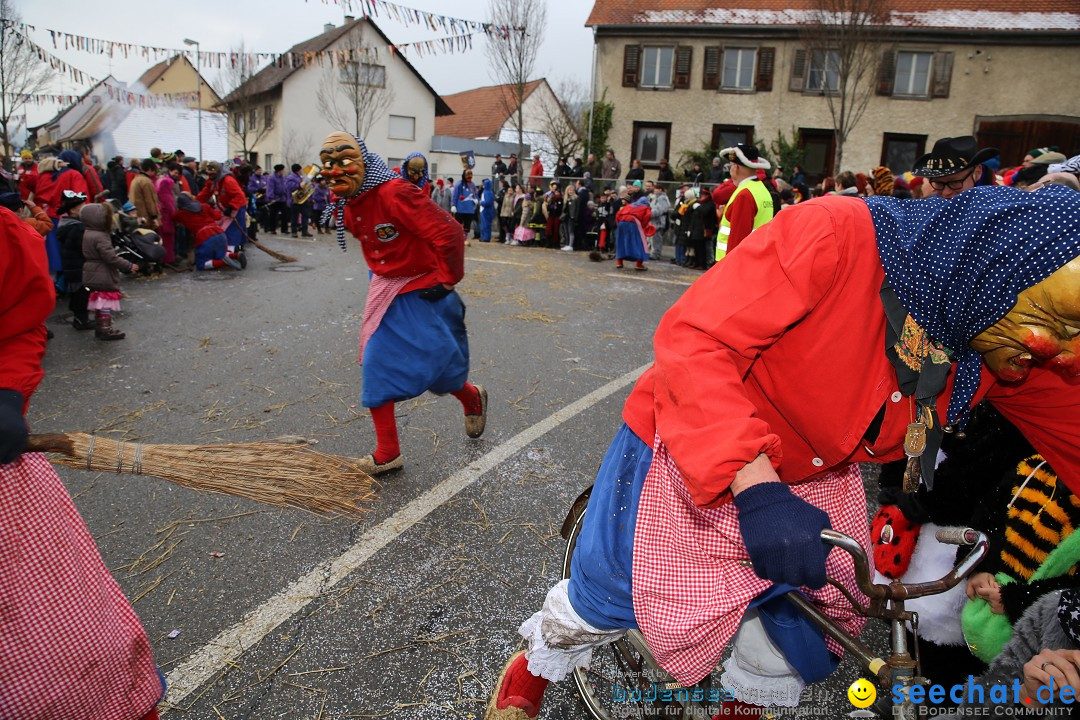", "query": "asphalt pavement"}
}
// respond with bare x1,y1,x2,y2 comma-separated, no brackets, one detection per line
33,231,883,720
